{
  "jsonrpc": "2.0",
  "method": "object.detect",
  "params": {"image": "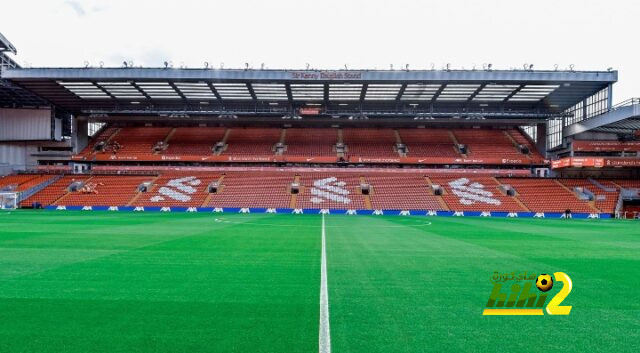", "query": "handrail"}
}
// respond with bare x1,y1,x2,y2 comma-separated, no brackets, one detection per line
610,98,640,111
